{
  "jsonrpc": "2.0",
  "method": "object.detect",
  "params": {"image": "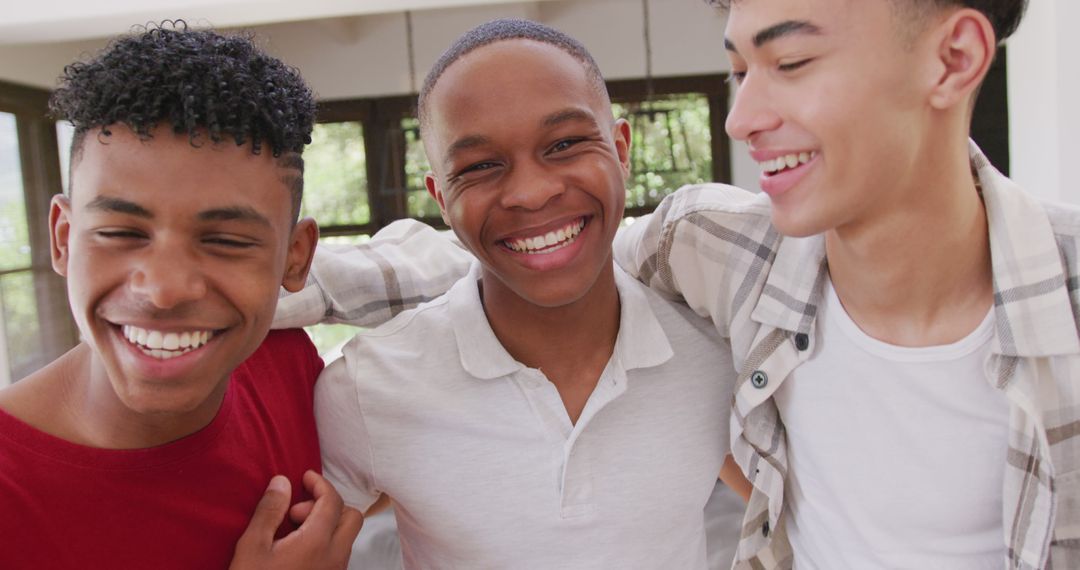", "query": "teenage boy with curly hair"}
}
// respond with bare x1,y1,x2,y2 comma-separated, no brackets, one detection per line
0,23,361,570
